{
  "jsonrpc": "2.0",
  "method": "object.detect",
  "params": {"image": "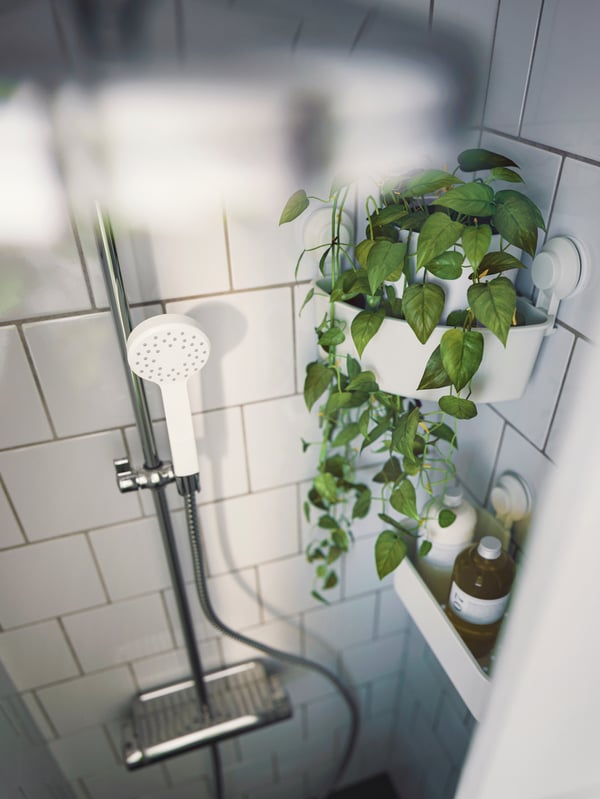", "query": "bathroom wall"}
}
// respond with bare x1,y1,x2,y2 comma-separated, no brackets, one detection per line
0,2,598,799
